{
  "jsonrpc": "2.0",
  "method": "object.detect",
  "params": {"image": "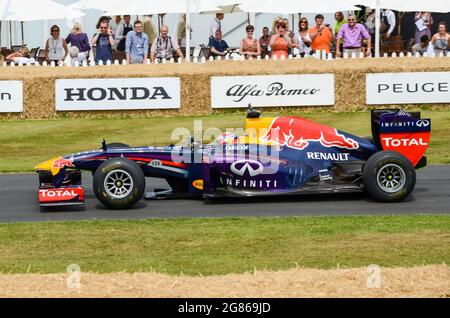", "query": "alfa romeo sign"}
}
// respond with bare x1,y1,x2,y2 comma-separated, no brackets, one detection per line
211,74,335,108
